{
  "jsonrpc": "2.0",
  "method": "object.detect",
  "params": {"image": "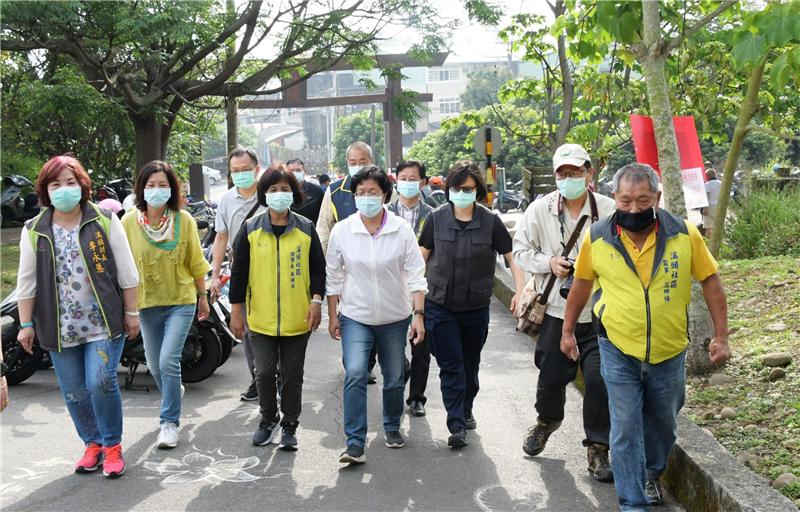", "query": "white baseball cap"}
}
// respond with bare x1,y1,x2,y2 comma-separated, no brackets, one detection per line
552,143,591,172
